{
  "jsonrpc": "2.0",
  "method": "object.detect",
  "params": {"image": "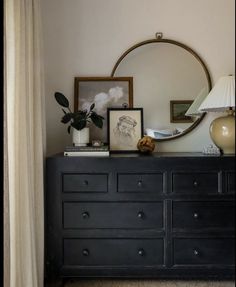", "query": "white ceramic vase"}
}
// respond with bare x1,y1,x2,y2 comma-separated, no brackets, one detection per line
72,127,90,146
